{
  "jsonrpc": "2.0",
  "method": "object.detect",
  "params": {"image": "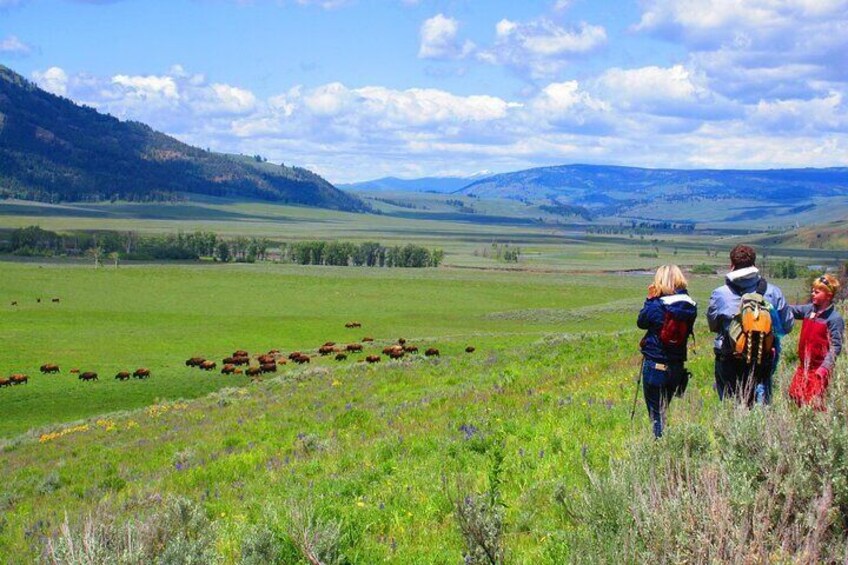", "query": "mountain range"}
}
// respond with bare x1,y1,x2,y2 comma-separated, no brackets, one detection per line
0,65,364,211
